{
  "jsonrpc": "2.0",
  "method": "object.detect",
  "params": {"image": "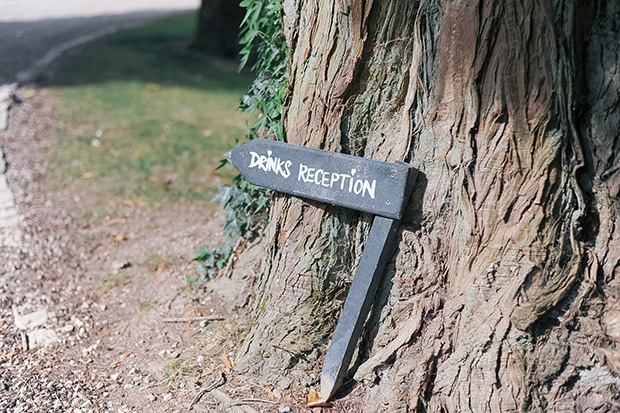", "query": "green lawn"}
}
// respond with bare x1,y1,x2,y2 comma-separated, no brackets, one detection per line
42,12,252,210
